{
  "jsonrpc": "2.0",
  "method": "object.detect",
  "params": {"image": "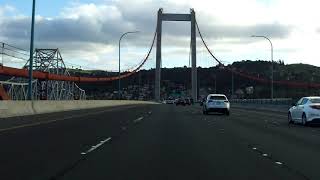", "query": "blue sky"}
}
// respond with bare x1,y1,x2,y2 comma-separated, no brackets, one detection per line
1,0,106,16
2,0,64,16
1,0,320,70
